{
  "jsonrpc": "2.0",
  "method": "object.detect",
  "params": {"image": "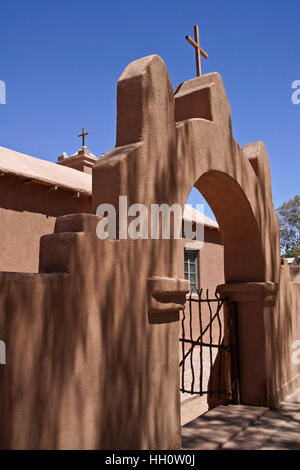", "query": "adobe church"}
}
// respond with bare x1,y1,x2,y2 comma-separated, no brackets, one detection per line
0,51,299,449
0,142,223,280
